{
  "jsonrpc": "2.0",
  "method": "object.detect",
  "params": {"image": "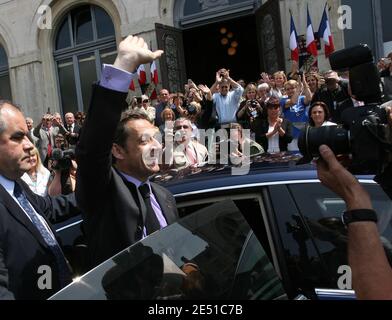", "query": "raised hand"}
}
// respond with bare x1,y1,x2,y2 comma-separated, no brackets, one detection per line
114,35,164,73
198,84,211,94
